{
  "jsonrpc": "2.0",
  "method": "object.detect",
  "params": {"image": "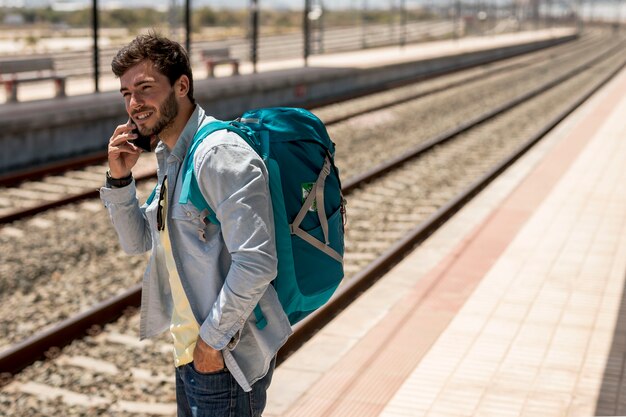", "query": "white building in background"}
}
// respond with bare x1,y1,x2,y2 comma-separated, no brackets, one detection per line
3,13,24,25
51,0,88,11
0,0,26,7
